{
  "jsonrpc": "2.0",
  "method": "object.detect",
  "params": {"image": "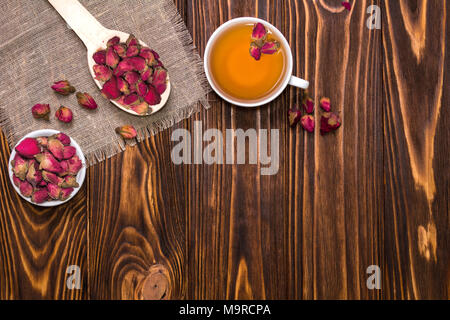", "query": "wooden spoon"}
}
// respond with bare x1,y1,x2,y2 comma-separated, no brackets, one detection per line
48,0,171,116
